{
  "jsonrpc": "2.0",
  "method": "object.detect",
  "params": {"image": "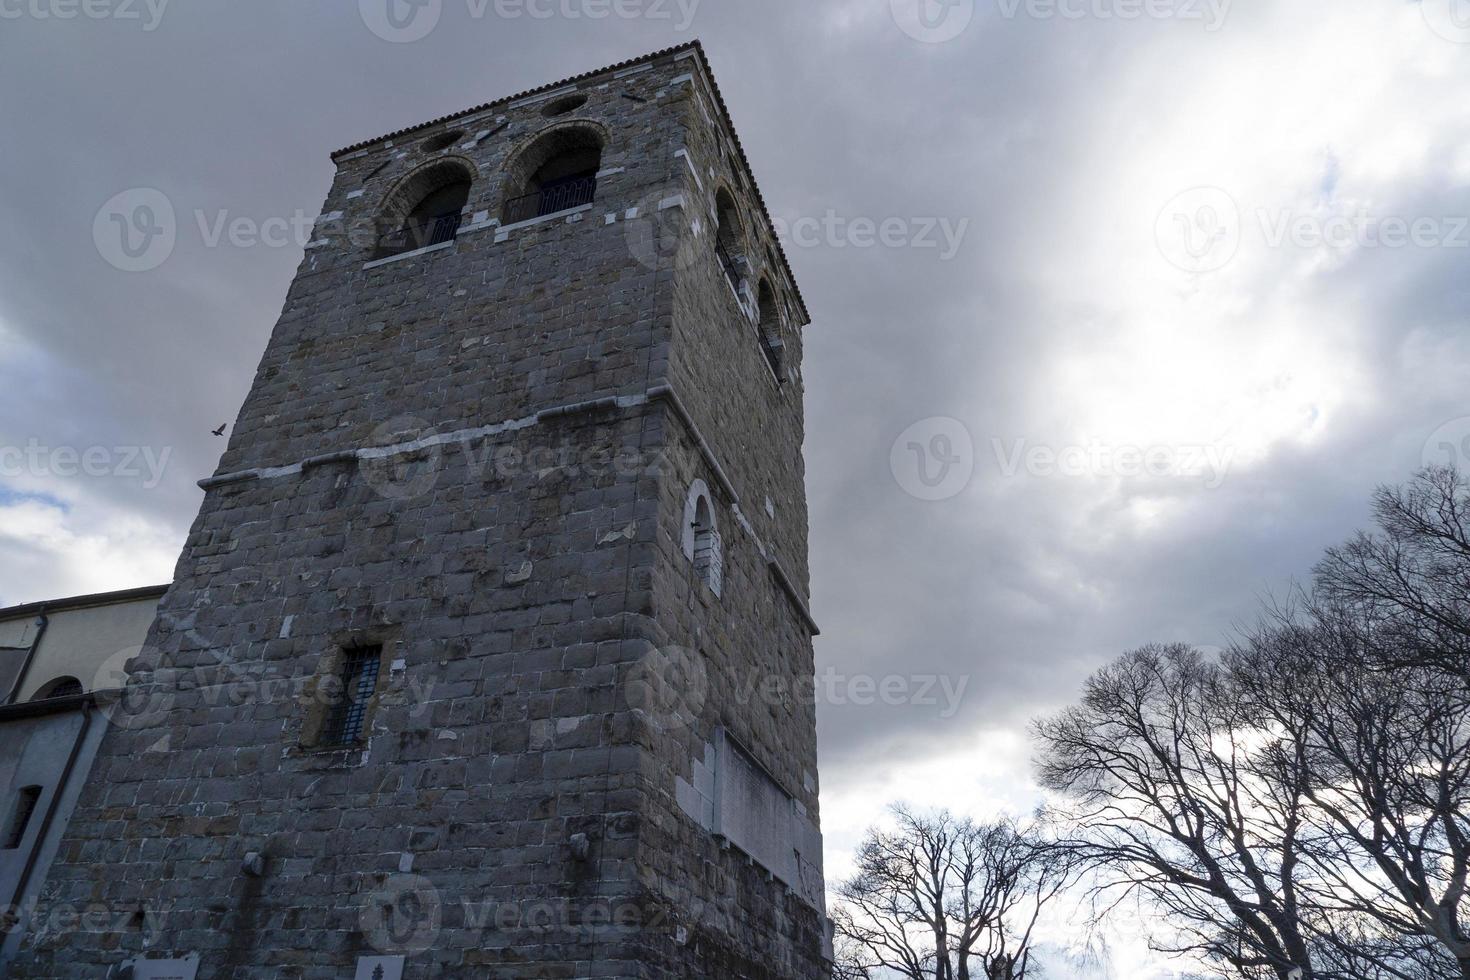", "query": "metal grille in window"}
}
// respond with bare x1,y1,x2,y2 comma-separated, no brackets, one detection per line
374,212,463,259
3,786,42,850
502,174,598,225
322,646,382,746
715,238,742,289
36,677,83,700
